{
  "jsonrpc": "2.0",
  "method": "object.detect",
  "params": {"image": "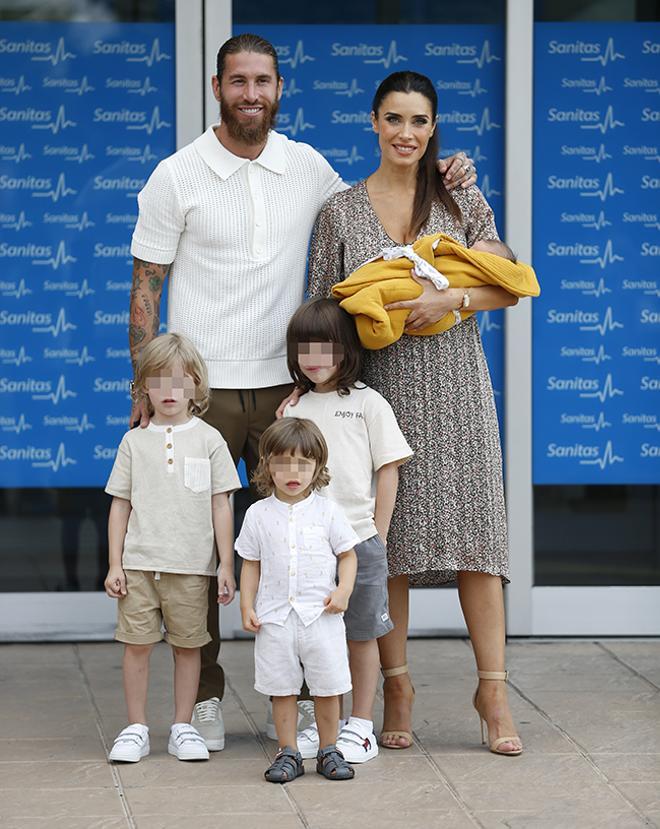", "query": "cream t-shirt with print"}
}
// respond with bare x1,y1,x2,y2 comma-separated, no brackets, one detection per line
105,417,241,576
285,386,413,542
